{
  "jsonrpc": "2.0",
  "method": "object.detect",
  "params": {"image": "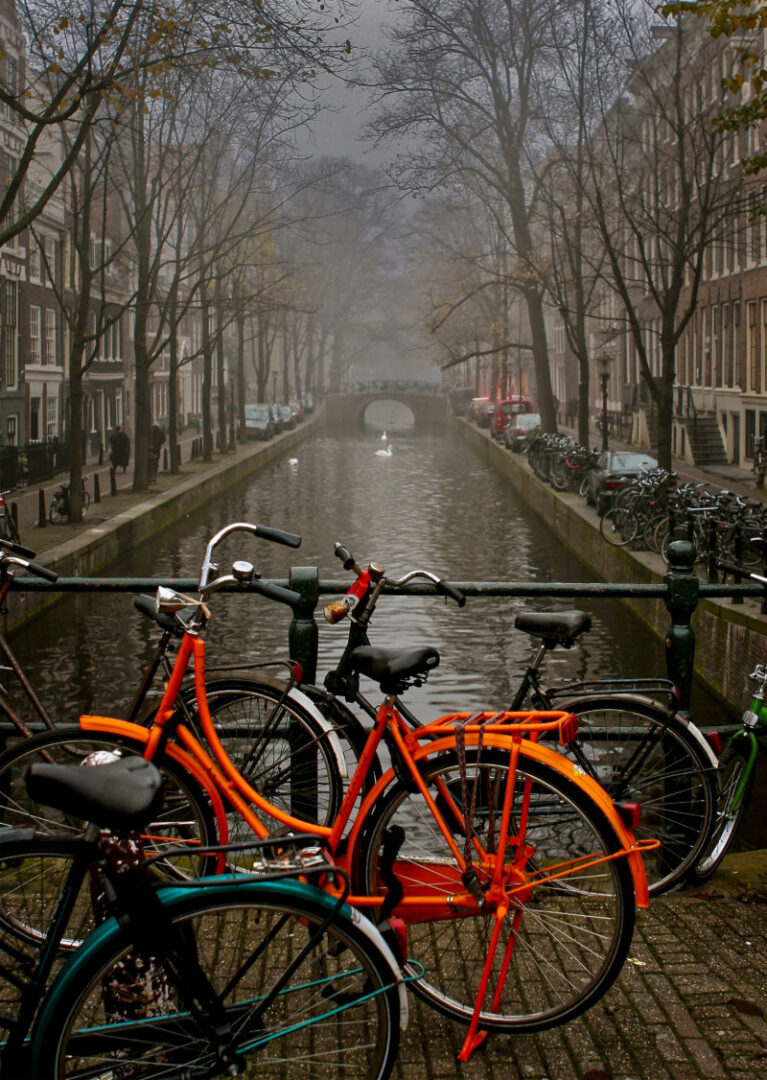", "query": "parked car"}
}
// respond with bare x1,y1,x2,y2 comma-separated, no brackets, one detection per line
448,386,475,417
244,403,275,441
491,397,536,439
302,392,315,414
469,396,490,423
476,400,497,428
270,404,284,435
585,450,659,515
288,399,304,423
504,412,541,452
276,403,296,431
